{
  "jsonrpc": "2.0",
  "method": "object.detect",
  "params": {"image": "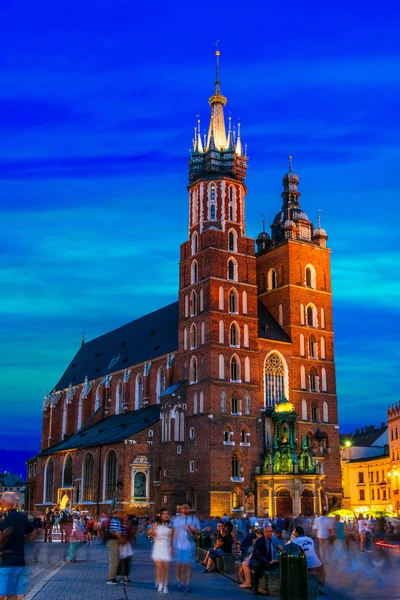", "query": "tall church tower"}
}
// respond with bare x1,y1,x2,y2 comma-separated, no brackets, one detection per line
255,160,341,507
171,52,262,515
